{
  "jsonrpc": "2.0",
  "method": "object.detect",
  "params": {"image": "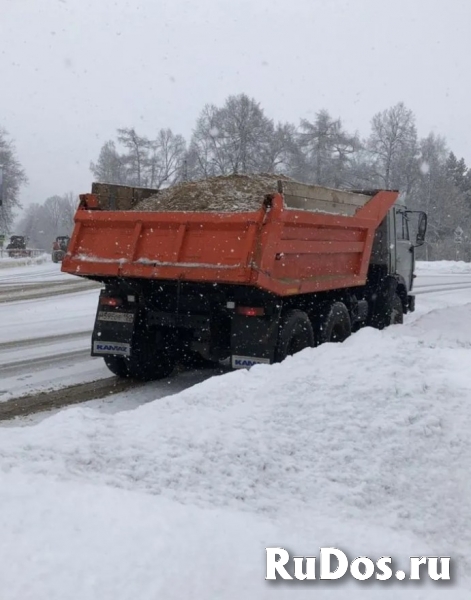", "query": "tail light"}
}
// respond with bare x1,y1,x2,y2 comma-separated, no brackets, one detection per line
236,306,265,317
100,297,123,307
